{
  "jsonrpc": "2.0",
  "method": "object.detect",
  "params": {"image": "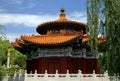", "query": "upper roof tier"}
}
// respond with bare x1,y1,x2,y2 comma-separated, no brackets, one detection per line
36,8,87,35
